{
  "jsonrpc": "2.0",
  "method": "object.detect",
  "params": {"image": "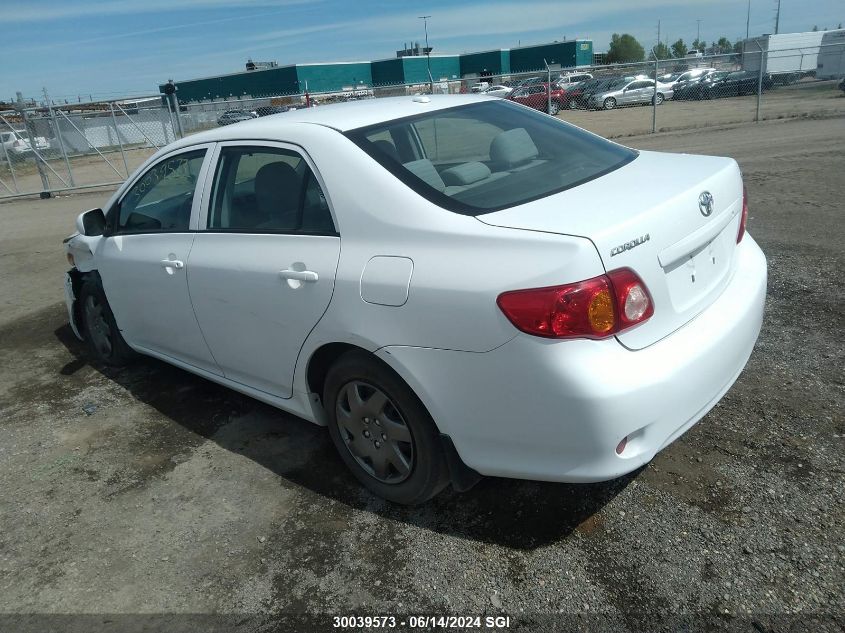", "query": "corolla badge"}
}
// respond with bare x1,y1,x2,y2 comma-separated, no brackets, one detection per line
610,234,650,257
698,191,714,217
